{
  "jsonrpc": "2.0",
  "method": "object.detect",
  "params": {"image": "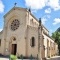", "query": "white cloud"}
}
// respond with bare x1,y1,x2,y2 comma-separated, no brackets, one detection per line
31,10,37,13
53,18,60,25
41,18,47,24
45,8,51,13
25,0,48,10
0,29,2,32
41,15,50,24
47,0,60,11
0,0,4,13
46,15,50,18
25,0,60,11
49,29,53,36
